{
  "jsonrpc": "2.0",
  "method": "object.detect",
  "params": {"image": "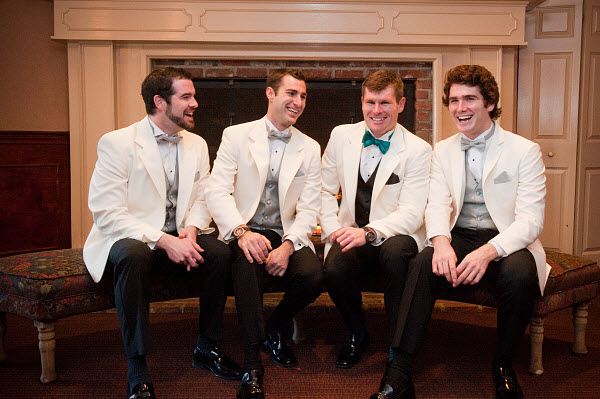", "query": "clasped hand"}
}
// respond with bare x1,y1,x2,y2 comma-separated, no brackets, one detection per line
237,231,294,277
328,226,367,252
155,226,204,271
